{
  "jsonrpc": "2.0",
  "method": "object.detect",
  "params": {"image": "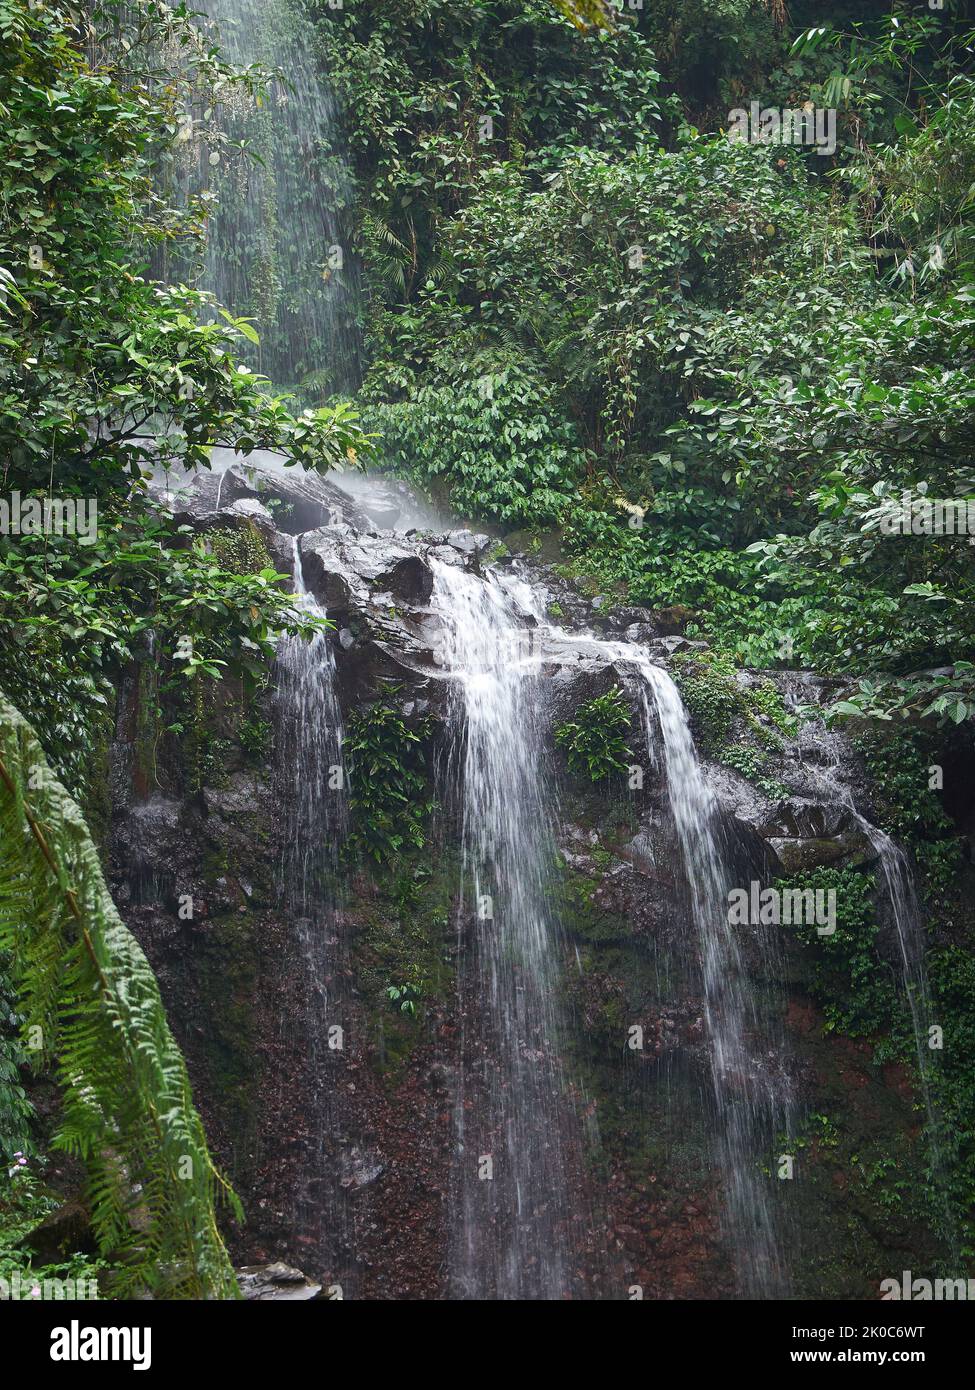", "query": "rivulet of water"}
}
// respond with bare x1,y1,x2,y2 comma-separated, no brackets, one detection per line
599,643,793,1296
274,536,349,1284
795,720,952,1241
